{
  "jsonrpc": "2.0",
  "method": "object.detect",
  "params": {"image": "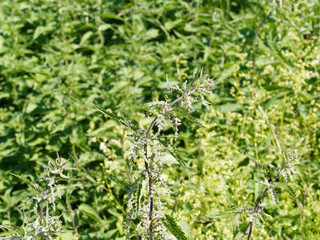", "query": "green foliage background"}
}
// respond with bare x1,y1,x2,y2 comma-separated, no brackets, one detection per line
0,0,319,239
